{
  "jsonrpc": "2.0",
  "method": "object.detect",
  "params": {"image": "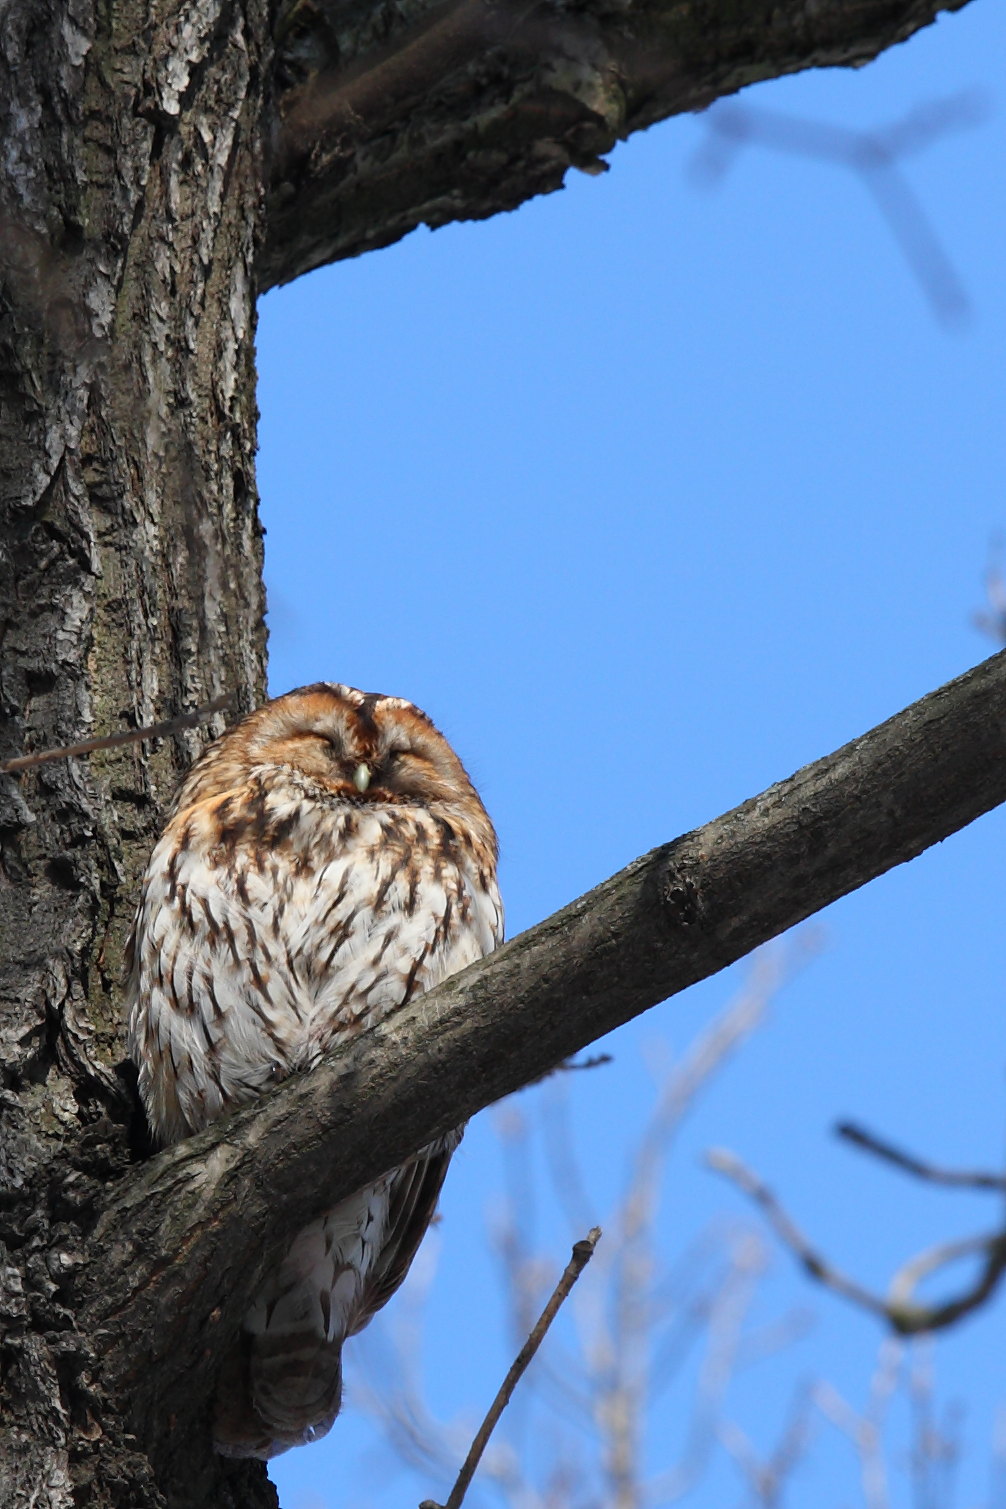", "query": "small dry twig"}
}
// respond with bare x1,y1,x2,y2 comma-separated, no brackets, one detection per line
837,1120,1006,1192
906,1338,963,1509
707,1147,1006,1334
0,694,235,775
419,1227,602,1509
554,1053,613,1073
